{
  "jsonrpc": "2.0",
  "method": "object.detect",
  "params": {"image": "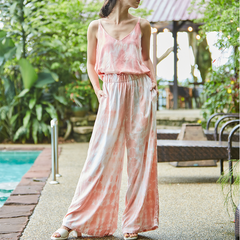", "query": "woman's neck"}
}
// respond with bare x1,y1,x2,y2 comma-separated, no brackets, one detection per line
106,1,130,25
